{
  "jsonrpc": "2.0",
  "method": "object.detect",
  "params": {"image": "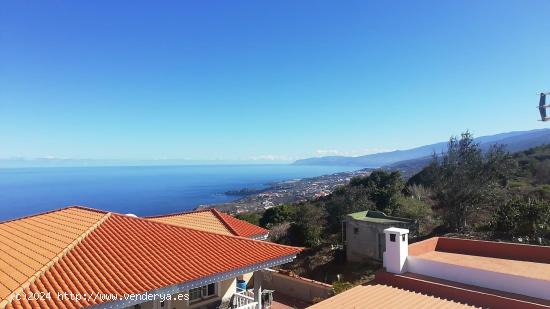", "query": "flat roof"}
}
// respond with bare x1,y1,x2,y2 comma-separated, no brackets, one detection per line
312,237,550,309
417,250,550,282
409,237,550,265
347,210,413,224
